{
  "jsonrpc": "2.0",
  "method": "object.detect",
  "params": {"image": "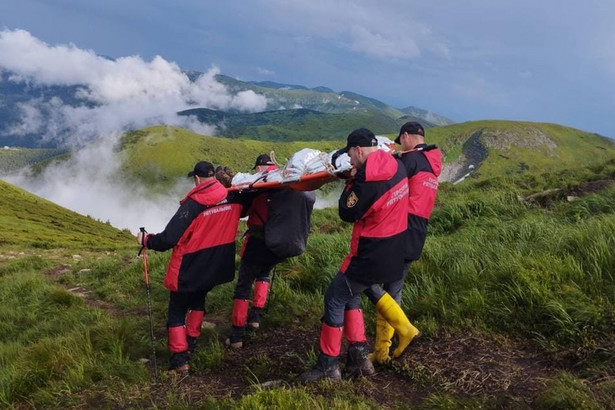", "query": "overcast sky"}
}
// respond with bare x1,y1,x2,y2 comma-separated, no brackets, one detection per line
1,0,614,139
